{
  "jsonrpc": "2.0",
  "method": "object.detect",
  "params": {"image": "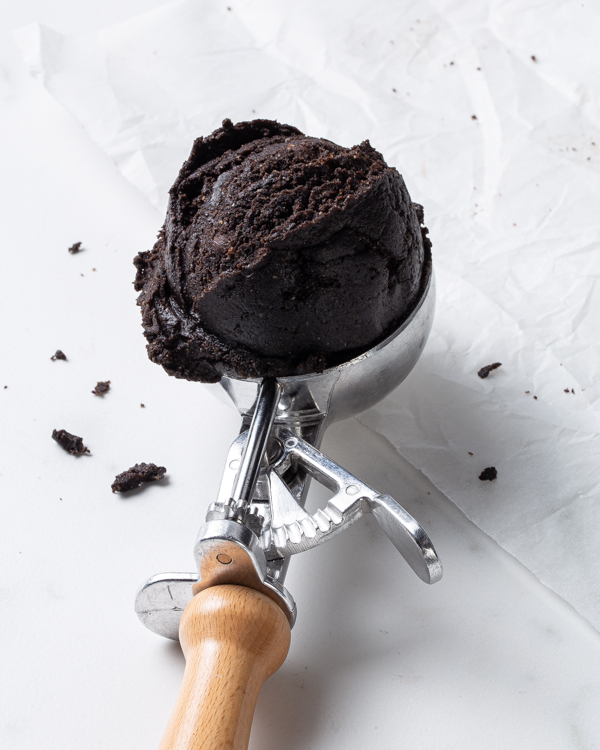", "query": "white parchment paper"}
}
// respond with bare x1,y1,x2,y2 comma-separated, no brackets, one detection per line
14,0,600,627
